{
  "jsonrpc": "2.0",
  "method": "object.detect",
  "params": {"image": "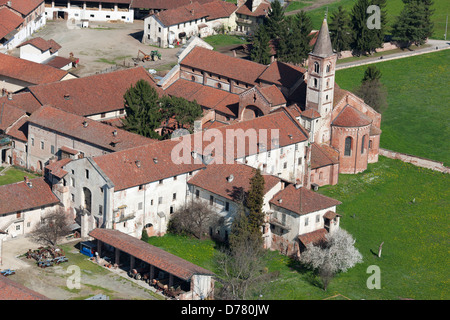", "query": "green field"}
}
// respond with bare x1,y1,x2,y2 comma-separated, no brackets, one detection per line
287,0,449,40
146,156,449,299
203,34,249,50
0,166,38,186
335,50,450,166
